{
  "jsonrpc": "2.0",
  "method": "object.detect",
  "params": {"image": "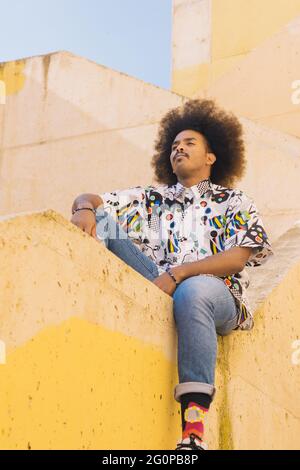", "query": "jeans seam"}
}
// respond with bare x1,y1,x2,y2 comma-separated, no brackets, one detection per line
97,211,158,279
125,239,158,278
